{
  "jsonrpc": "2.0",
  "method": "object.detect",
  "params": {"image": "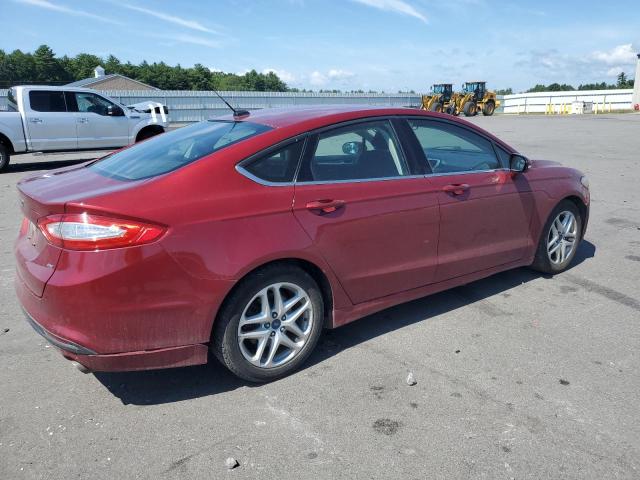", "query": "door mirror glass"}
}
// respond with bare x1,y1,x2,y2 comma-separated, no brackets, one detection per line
509,154,528,172
107,105,125,116
342,141,362,155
